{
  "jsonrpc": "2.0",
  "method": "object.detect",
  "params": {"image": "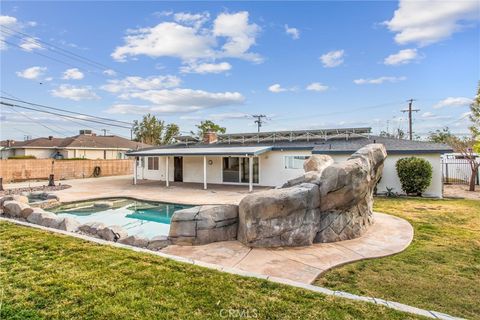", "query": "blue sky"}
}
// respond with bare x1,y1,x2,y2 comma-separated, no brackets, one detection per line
1,1,479,140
